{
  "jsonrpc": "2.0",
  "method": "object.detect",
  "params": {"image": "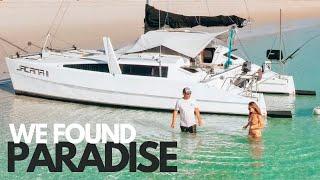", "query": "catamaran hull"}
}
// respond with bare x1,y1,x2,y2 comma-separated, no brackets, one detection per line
255,73,295,95
6,60,266,116
10,74,265,116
